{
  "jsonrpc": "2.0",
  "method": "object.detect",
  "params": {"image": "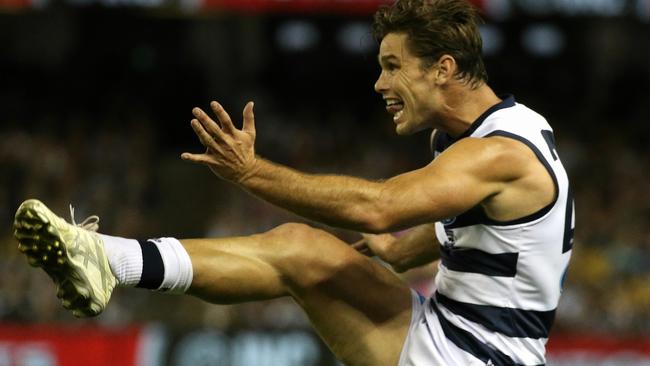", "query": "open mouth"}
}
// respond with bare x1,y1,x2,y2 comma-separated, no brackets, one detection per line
385,99,405,122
